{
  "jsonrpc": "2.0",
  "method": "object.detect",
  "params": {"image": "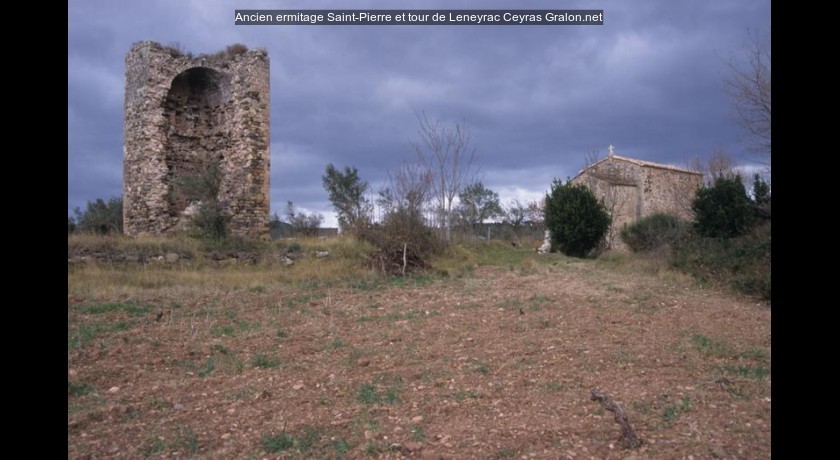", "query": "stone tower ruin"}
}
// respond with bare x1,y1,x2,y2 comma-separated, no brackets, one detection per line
123,41,270,239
